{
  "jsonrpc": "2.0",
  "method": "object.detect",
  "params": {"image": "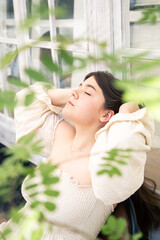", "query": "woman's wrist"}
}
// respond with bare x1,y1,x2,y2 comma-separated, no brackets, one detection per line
47,88,73,106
